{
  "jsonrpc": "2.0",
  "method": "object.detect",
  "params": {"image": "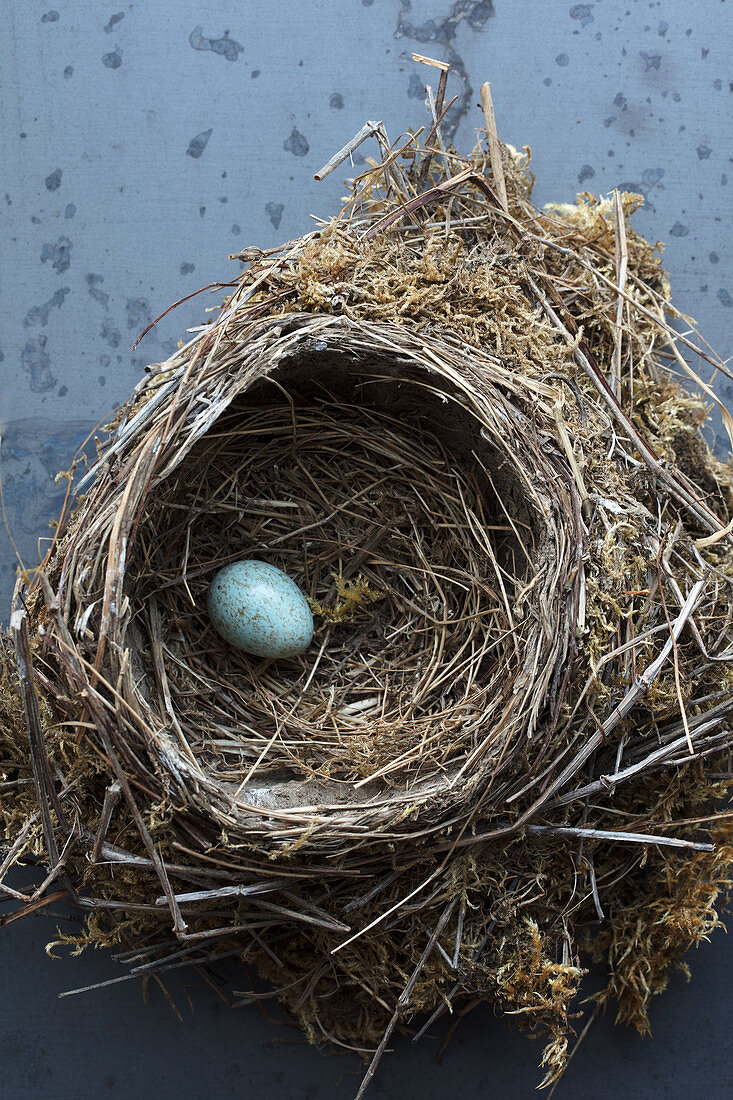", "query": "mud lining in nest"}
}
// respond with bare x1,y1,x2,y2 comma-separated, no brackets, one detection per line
2,78,733,1093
